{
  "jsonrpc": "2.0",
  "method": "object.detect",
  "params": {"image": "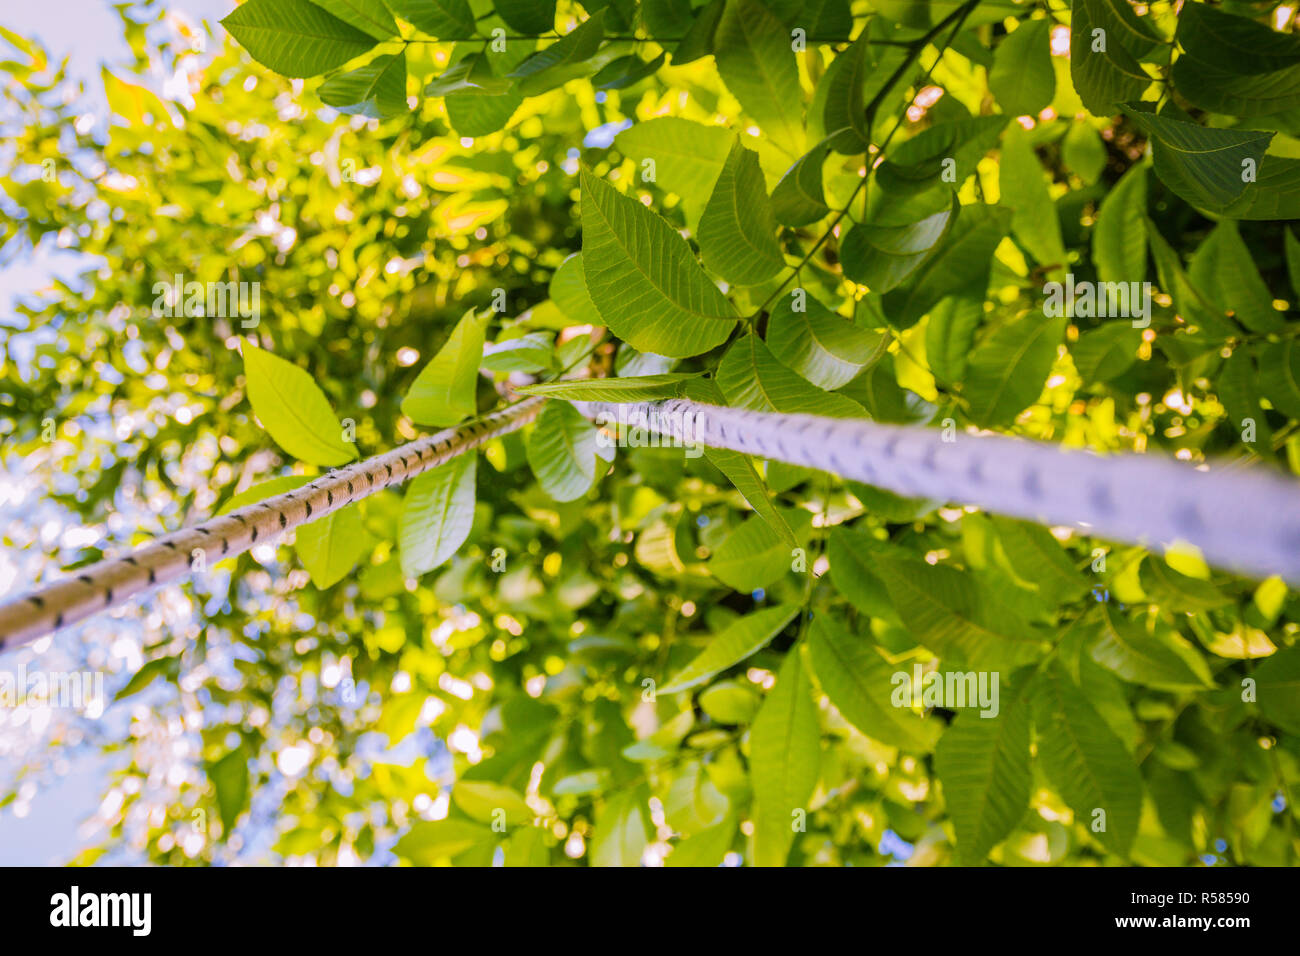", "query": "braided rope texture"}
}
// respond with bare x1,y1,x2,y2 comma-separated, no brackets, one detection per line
0,398,543,653
578,399,1300,585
